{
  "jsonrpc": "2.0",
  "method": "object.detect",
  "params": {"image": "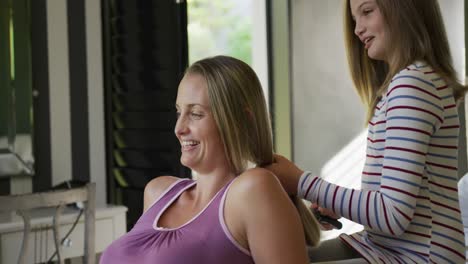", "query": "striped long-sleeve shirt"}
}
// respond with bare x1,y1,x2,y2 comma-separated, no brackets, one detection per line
299,61,466,263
